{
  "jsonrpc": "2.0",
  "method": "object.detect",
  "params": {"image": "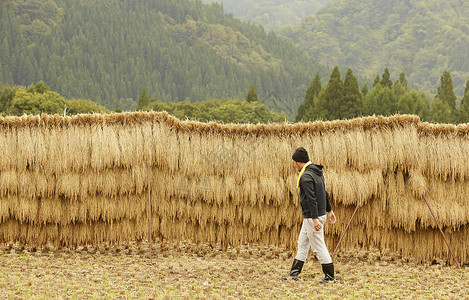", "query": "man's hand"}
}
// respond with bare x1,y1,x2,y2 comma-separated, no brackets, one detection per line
313,218,322,231
327,211,336,224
